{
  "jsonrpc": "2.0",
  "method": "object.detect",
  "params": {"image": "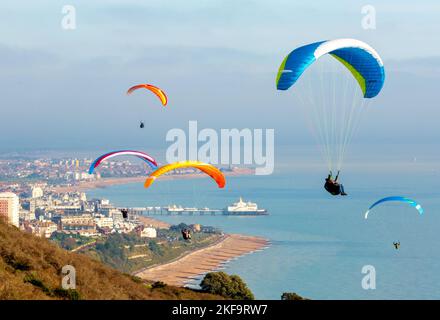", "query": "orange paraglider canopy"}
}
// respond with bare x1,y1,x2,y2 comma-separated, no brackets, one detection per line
127,84,167,106
144,161,226,188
